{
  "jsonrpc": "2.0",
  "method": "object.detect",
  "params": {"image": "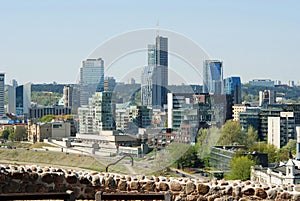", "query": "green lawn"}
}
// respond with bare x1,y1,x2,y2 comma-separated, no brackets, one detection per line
0,148,105,172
